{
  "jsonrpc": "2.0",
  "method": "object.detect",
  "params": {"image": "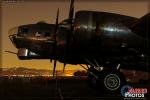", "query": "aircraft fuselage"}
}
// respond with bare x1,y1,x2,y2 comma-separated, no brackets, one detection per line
9,11,149,72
